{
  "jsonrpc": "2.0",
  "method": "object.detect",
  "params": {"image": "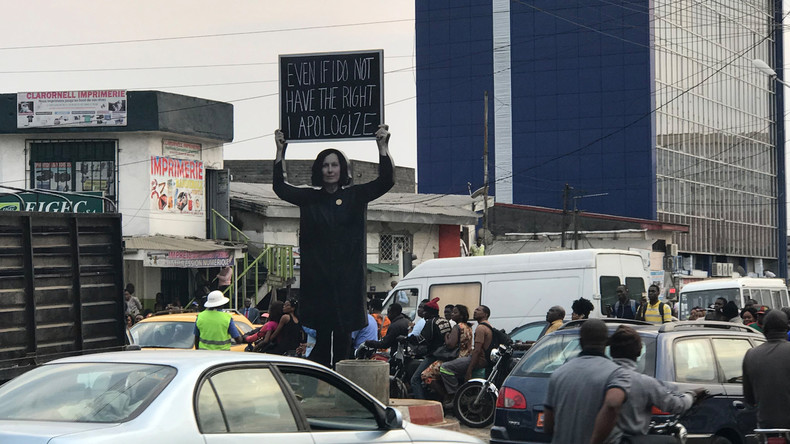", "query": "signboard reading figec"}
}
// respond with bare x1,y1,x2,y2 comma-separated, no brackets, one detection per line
279,50,383,142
